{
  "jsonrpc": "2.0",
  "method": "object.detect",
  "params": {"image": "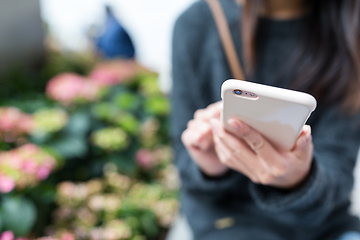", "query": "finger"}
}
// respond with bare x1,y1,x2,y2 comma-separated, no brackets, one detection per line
227,118,275,153
212,127,259,182
193,108,206,120
226,118,286,173
185,123,213,150
194,101,222,120
207,102,221,119
292,125,313,162
182,120,213,150
211,118,257,160
211,118,264,182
